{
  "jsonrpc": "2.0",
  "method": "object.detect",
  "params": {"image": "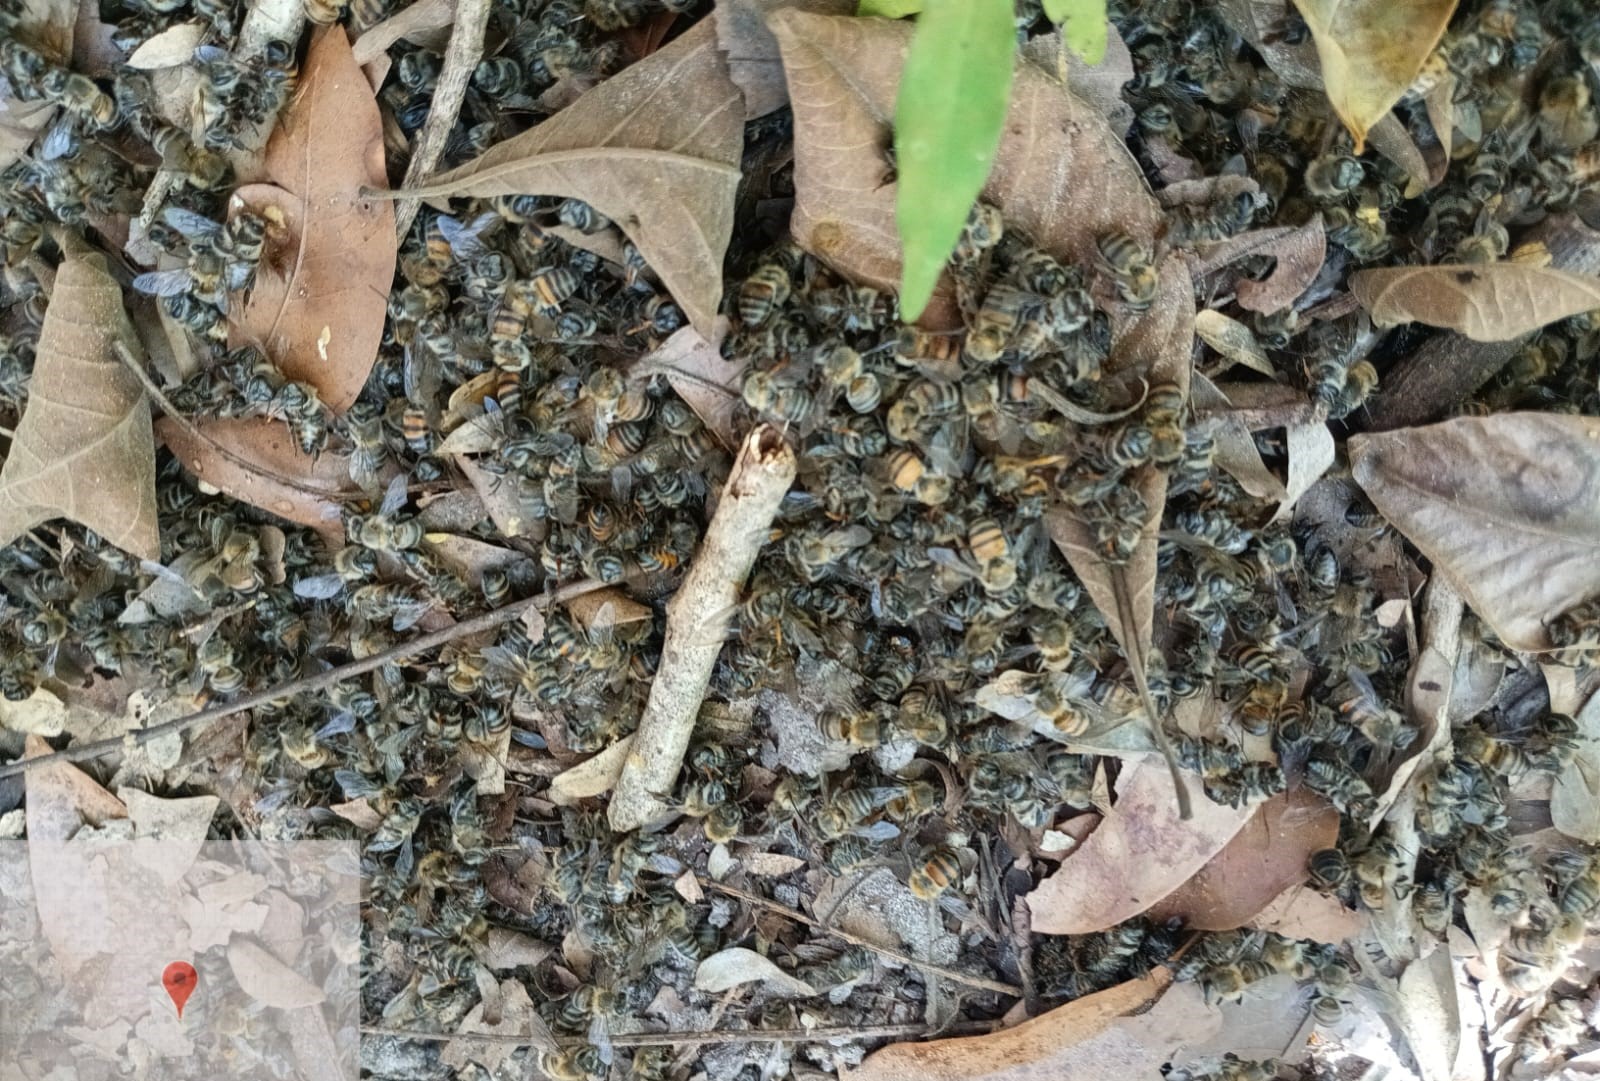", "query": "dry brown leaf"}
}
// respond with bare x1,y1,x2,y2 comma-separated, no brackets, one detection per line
549,736,634,806
0,253,158,559
24,0,78,62
1056,27,1135,134
422,533,532,588
770,9,1160,327
22,732,128,842
632,319,741,447
350,0,453,65
695,947,817,996
0,96,55,173
565,587,652,633
1367,112,1431,195
229,27,395,413
1350,414,1600,652
1274,421,1336,522
1234,216,1327,314
1289,0,1458,152
1194,310,1275,376
1190,377,1290,502
125,21,203,68
1552,689,1600,843
1026,761,1258,934
1217,0,1322,89
1350,263,1600,343
1248,883,1365,944
1147,789,1340,930
712,0,855,120
453,455,538,539
408,21,742,338
485,927,554,970
850,971,1220,1081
